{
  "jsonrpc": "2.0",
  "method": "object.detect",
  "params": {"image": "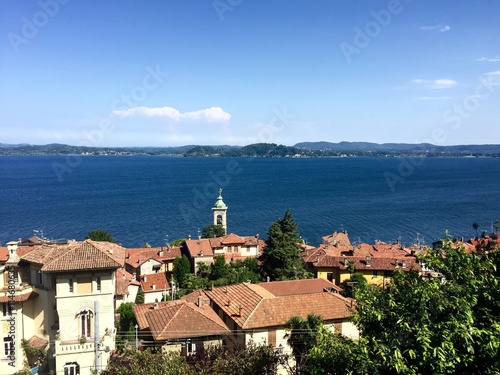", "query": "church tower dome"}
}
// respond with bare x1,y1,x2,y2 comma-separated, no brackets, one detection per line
212,188,227,234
